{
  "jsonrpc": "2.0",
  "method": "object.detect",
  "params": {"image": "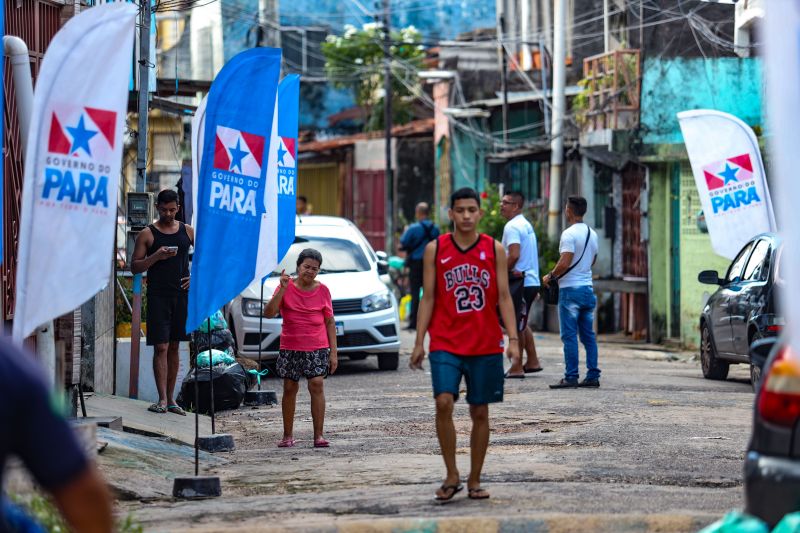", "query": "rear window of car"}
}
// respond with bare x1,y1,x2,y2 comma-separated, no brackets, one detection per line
271,237,371,276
